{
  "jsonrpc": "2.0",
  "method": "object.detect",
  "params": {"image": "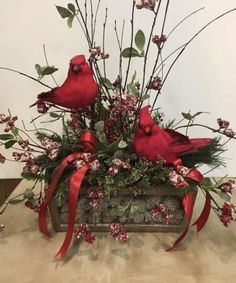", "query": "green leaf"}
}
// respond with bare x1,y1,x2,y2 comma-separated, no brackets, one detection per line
67,14,75,28
130,71,137,84
139,50,145,57
135,30,145,51
107,140,120,153
118,202,131,212
41,66,58,76
218,191,231,202
201,177,212,187
121,47,141,58
182,112,192,120
5,140,17,149
130,203,140,214
97,131,106,144
100,78,113,89
141,93,150,101
9,198,24,204
56,6,72,18
67,3,76,14
94,121,105,132
0,134,14,140
127,84,140,97
192,111,209,119
49,112,61,119
35,64,42,76
23,189,35,200
113,150,125,158
11,127,19,137
118,140,128,149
